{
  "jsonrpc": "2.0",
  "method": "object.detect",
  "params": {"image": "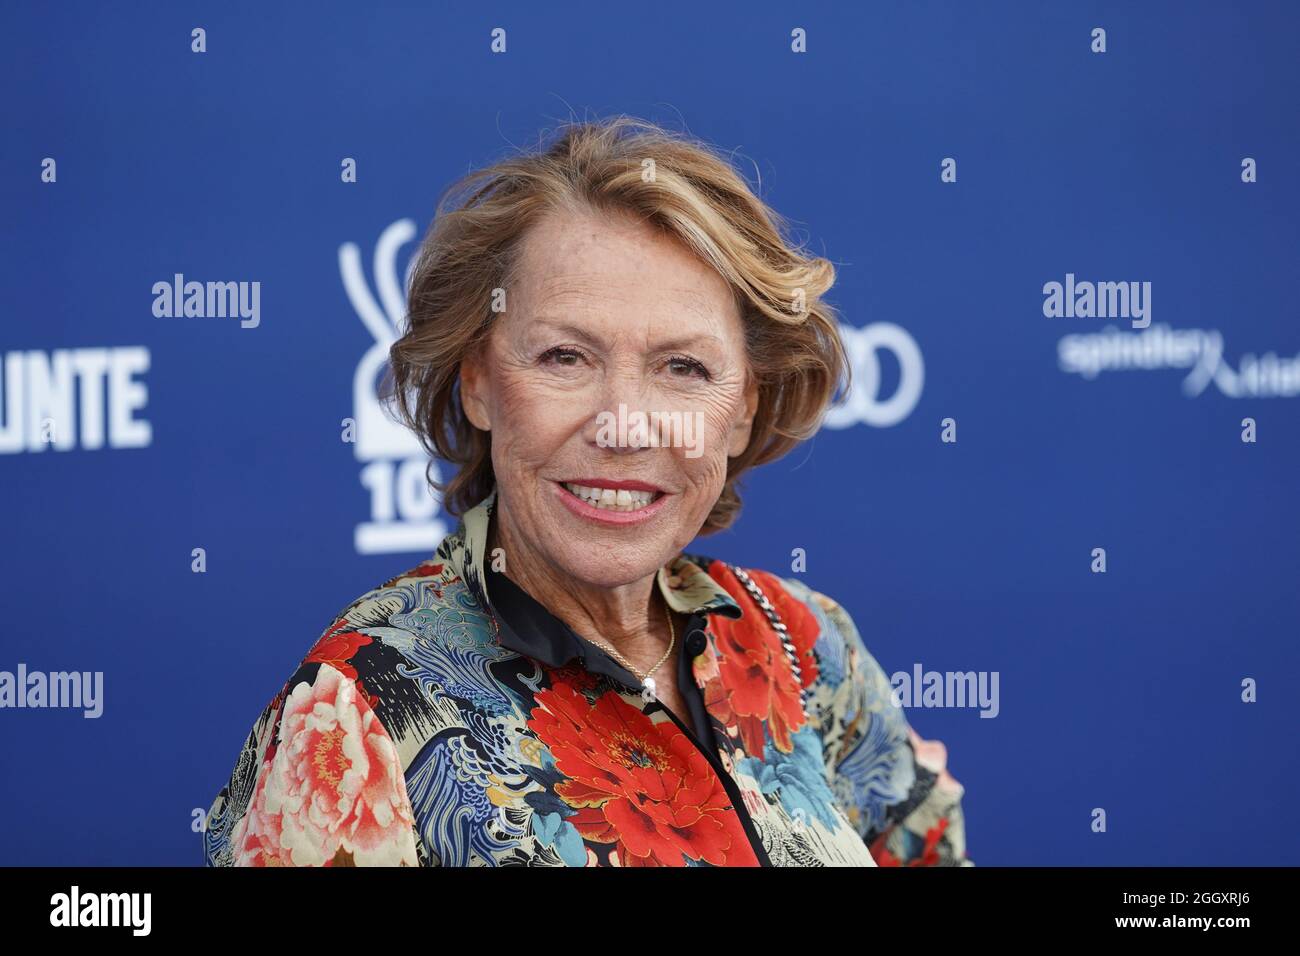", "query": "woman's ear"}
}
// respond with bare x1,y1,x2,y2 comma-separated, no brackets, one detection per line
726,372,759,458
459,348,492,432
